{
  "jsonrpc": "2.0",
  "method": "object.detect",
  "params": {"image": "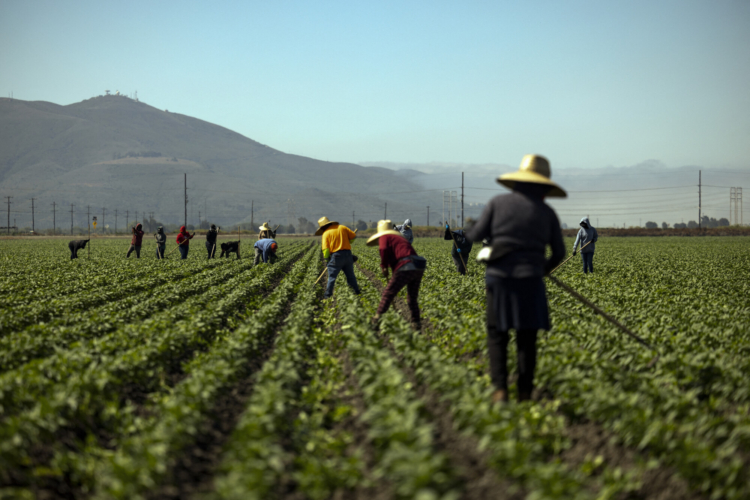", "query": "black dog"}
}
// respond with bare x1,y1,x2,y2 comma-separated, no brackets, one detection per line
220,241,241,259
69,239,90,259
